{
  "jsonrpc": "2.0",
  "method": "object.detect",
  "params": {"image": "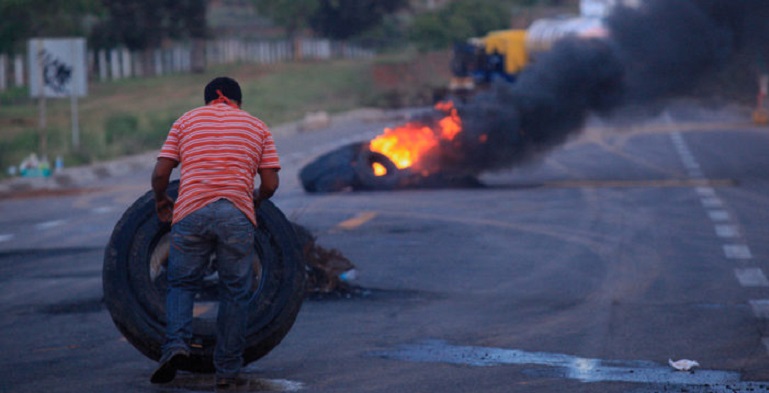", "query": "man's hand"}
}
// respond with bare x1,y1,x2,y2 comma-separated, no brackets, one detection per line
151,157,178,223
254,168,280,211
155,194,174,223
